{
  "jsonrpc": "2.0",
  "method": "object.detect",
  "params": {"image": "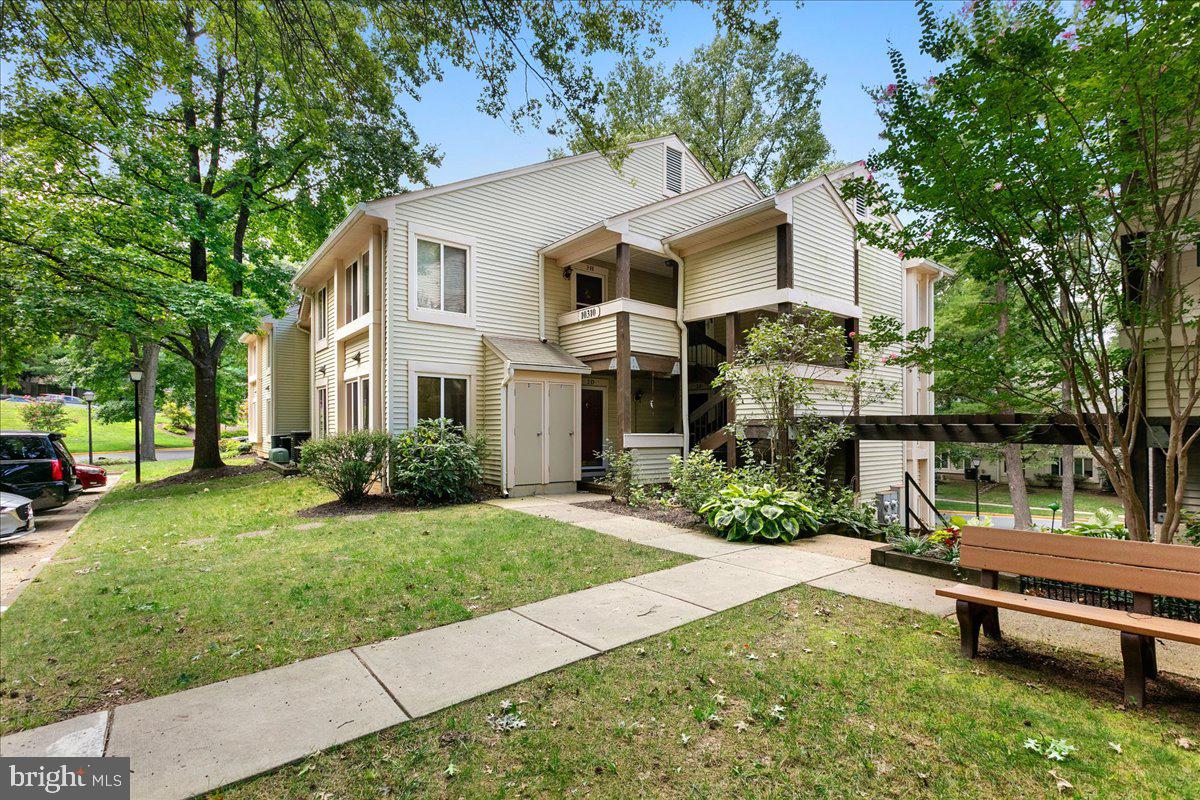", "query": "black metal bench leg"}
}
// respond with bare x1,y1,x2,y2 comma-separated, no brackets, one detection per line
956,600,984,658
1120,631,1147,707
981,606,1001,641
